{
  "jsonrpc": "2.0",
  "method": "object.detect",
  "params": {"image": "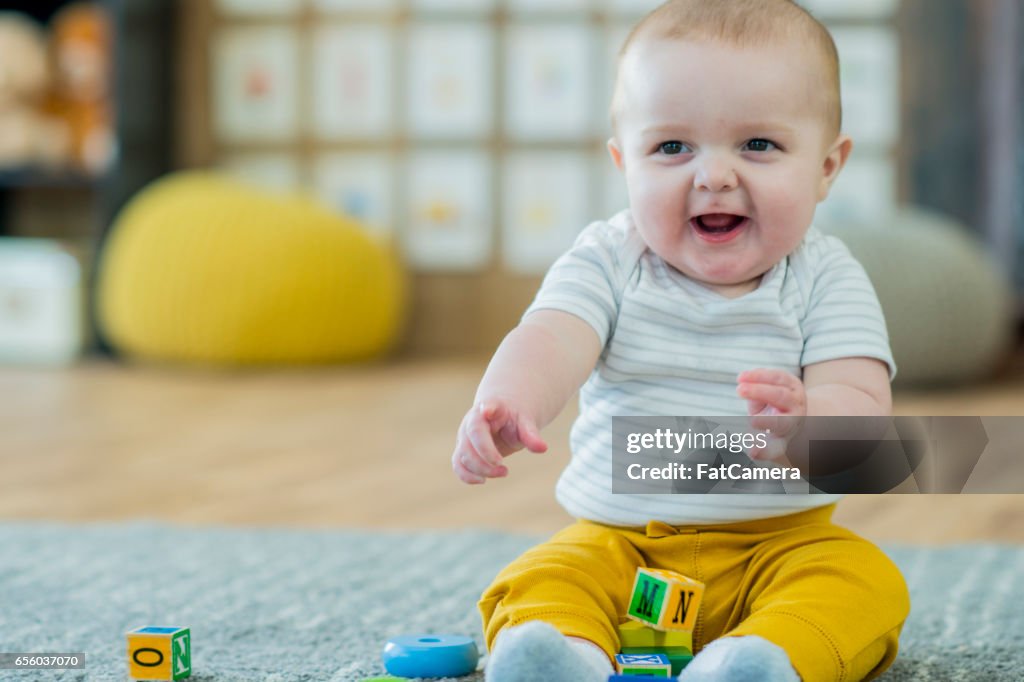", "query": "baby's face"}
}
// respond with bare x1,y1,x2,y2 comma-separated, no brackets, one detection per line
609,38,850,297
